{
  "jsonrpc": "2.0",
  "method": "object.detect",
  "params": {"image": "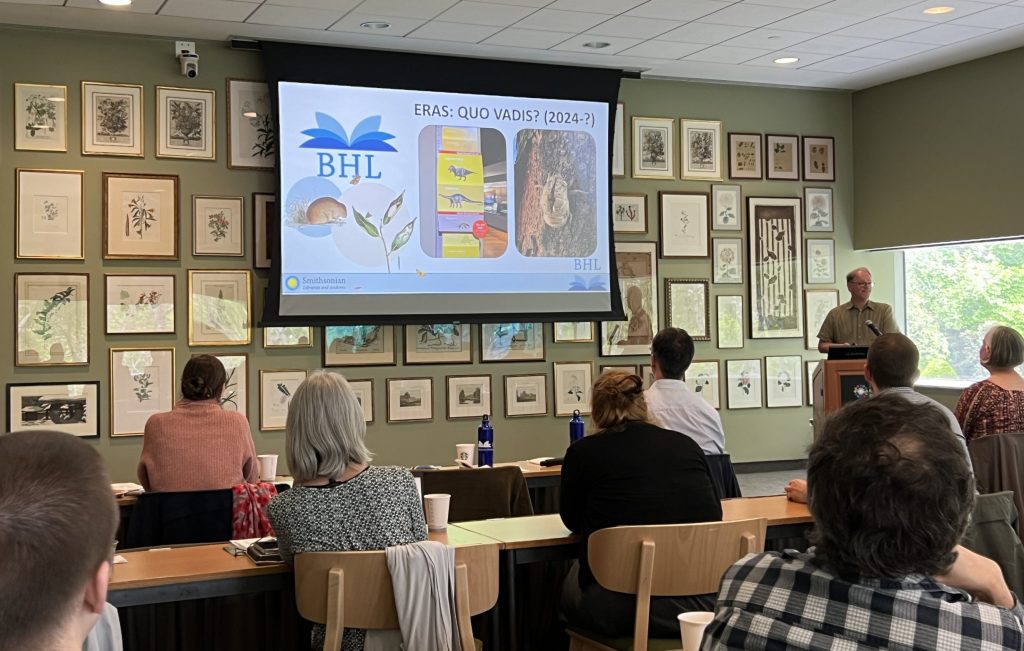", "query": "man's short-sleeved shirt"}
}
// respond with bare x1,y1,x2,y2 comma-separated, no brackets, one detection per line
817,300,899,346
